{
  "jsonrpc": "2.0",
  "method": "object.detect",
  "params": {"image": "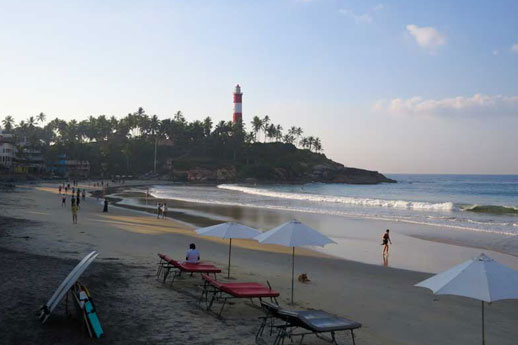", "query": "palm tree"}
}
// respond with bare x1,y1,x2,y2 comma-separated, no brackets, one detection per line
307,136,315,151
275,124,283,142
266,124,276,142
251,116,263,142
203,116,213,137
262,115,270,142
173,111,185,123
150,115,161,173
300,137,309,149
295,127,303,146
313,137,323,152
283,134,295,144
37,112,46,124
2,116,15,132
27,116,36,128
